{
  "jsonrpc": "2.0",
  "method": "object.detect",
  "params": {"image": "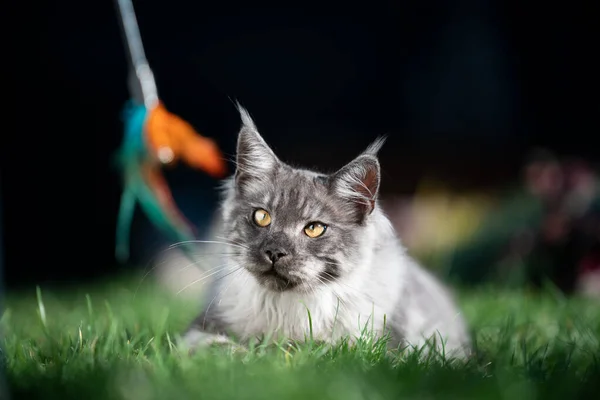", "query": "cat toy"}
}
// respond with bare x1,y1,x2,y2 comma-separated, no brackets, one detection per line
114,0,226,263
